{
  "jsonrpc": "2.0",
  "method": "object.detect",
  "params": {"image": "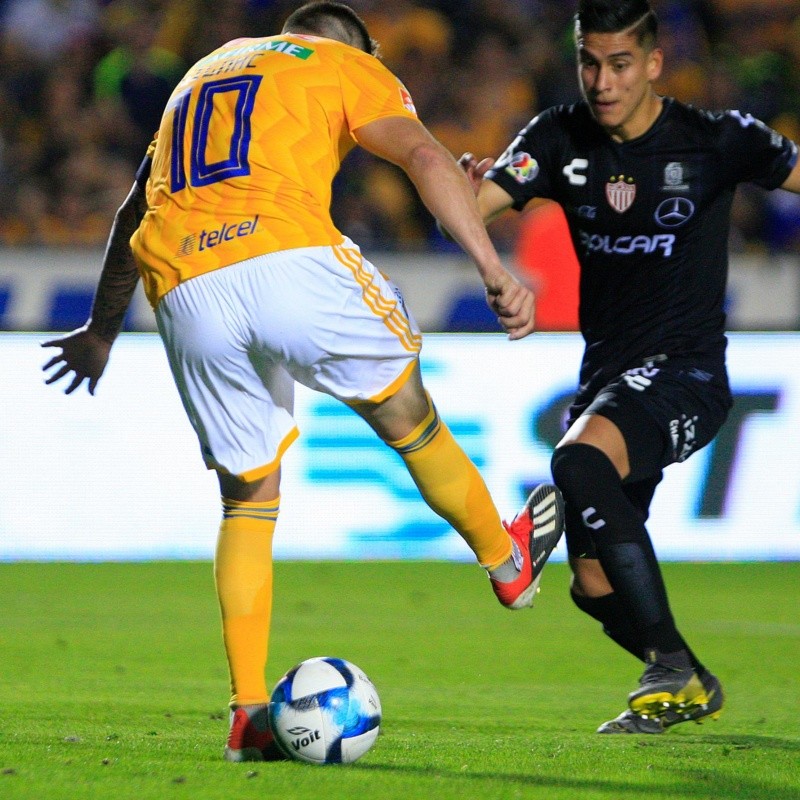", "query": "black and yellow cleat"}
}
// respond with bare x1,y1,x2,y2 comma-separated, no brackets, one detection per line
628,649,724,722
661,670,724,728
599,672,722,733
597,709,665,734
